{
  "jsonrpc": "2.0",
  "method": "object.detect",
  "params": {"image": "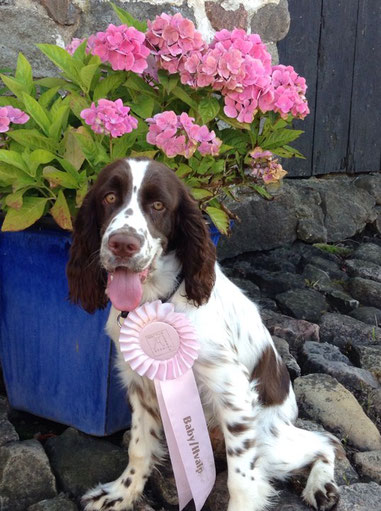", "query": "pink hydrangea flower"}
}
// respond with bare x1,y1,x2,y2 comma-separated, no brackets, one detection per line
179,29,273,124
65,38,85,56
0,106,29,133
90,24,150,73
80,99,138,138
259,65,309,119
146,13,207,75
250,146,287,184
146,111,221,158
66,35,97,56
